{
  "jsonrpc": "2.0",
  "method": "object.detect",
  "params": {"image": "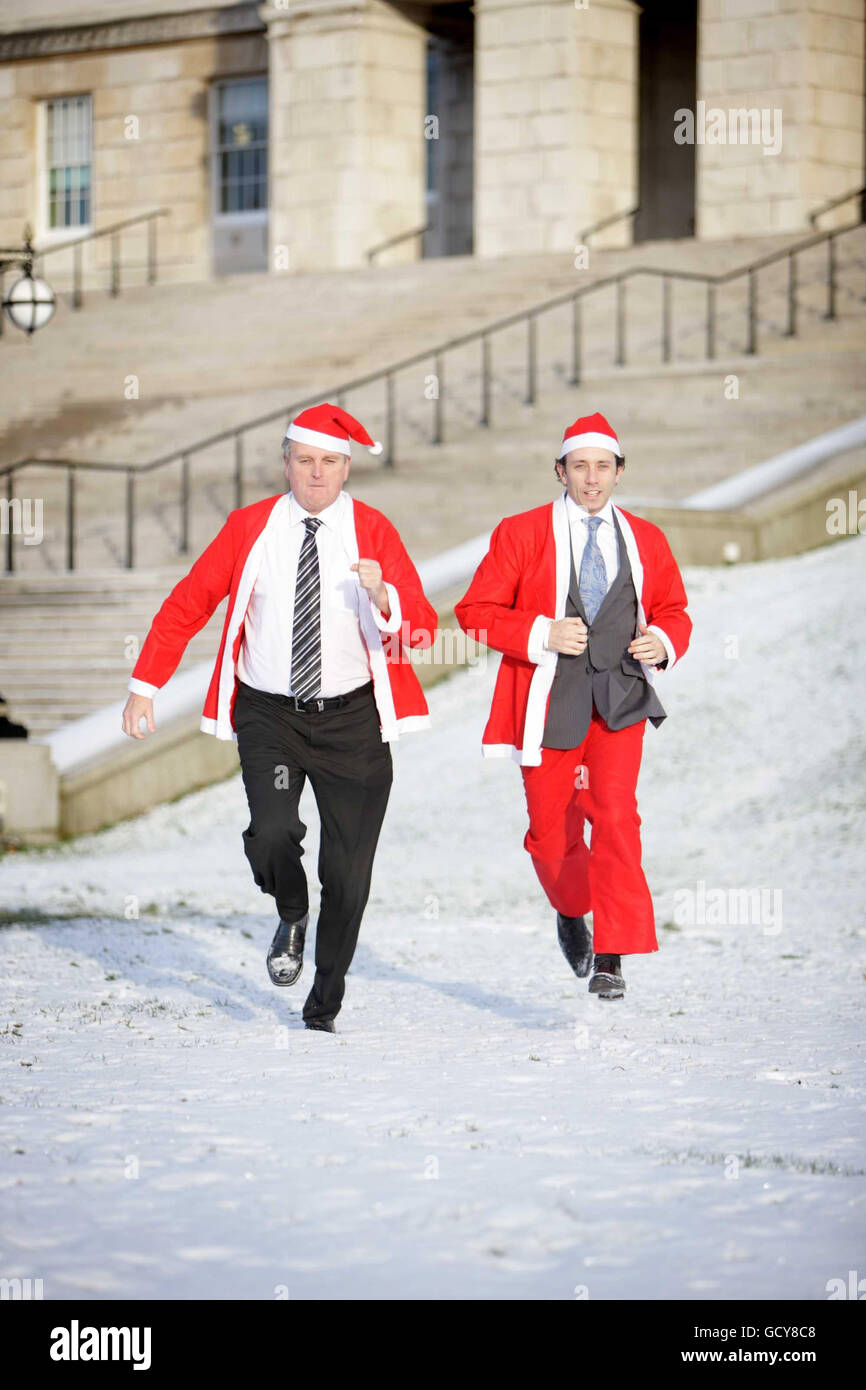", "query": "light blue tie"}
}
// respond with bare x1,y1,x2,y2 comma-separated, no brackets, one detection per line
579,515,607,623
